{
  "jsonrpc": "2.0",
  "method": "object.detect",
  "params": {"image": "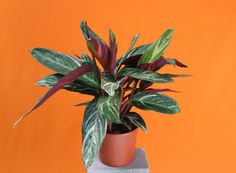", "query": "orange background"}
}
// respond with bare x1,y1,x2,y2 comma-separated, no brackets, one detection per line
1,0,236,172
